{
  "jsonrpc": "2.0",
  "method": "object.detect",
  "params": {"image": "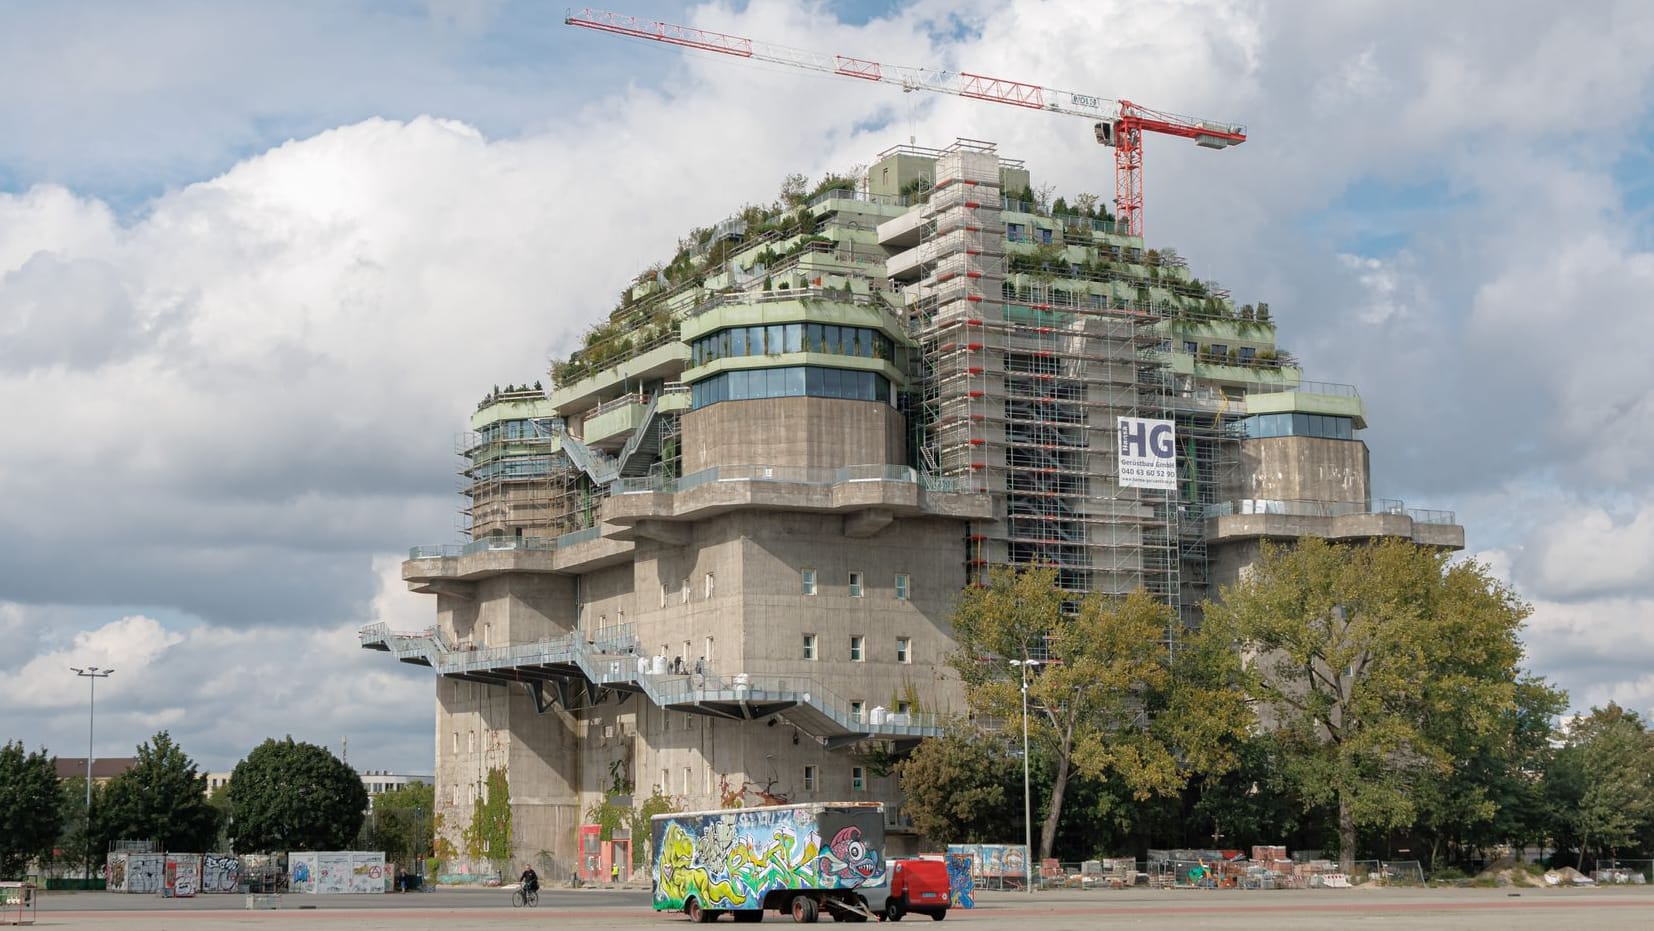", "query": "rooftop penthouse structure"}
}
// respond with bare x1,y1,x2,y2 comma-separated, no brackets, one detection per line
361,139,1461,877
